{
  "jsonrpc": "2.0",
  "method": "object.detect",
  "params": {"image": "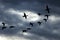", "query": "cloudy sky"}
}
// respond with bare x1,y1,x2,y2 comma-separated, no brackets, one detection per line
0,0,60,40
